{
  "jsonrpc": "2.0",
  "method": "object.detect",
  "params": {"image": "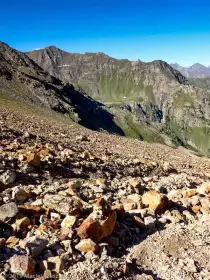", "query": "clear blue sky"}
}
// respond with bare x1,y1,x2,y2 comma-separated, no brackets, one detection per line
1,0,210,66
